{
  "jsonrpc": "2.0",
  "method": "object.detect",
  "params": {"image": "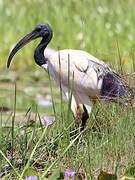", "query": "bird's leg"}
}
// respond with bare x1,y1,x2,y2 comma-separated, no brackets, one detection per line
75,104,89,130
75,92,92,130
61,86,82,129
70,93,90,131
70,96,83,126
81,105,89,130
75,104,84,125
69,104,89,138
62,87,88,134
